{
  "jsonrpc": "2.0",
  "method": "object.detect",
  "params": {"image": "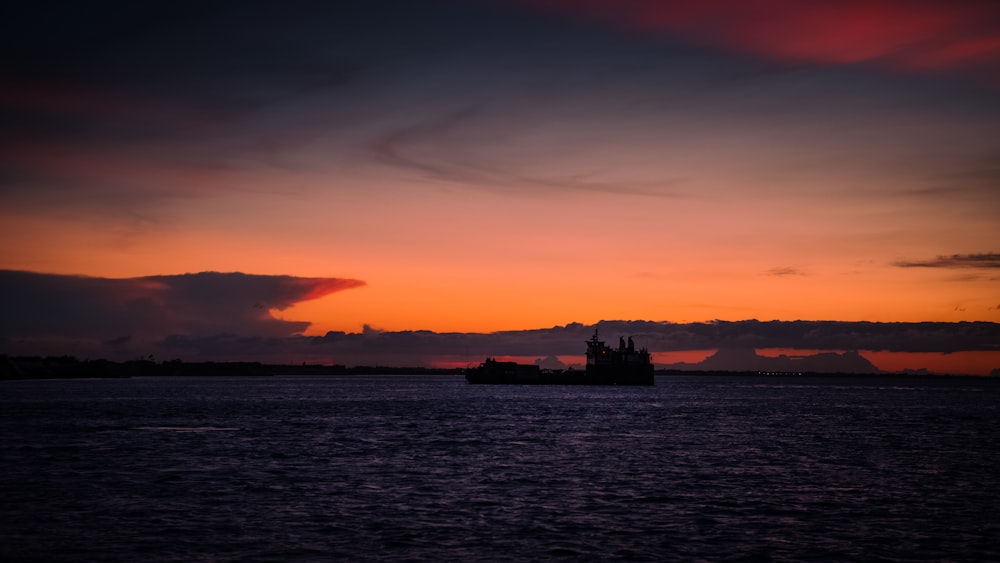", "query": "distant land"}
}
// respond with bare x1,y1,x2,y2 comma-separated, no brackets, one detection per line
0,355,464,380
658,348,881,374
4,354,996,380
